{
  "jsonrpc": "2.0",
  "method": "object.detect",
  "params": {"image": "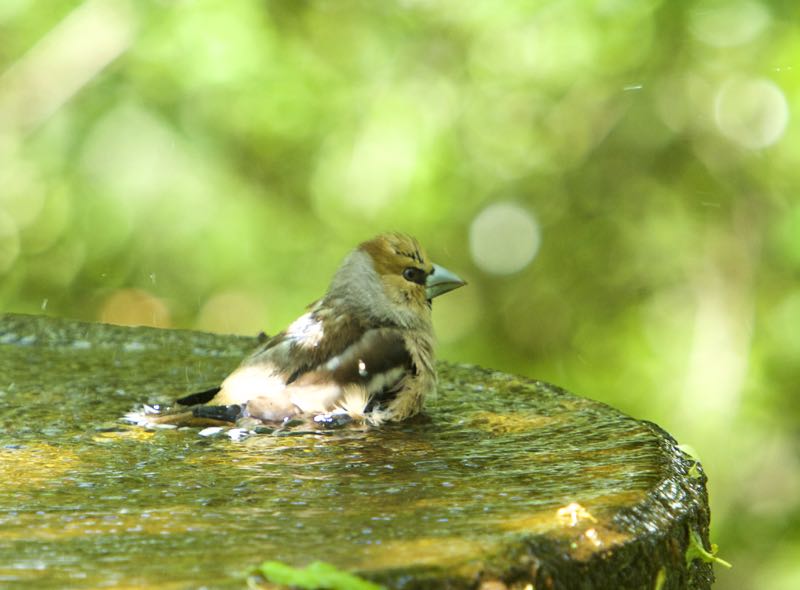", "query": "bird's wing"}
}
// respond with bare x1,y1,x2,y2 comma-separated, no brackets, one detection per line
239,304,354,380
176,305,340,407
292,327,414,388
245,327,415,420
